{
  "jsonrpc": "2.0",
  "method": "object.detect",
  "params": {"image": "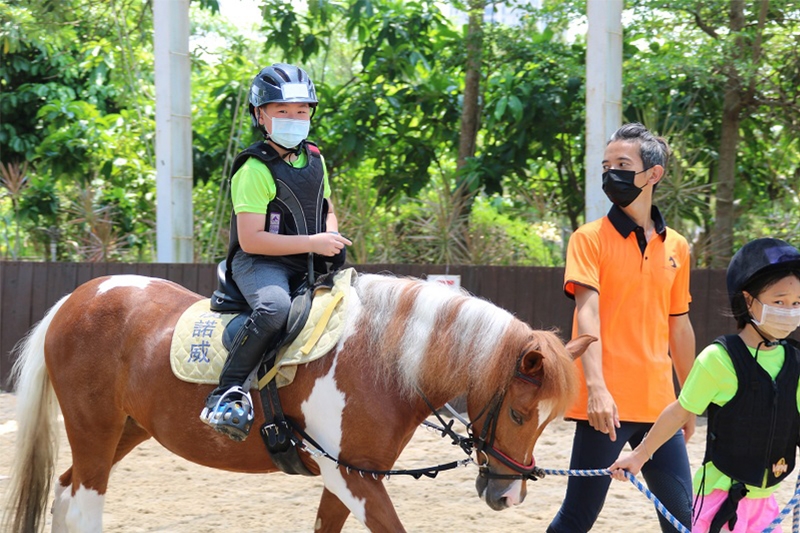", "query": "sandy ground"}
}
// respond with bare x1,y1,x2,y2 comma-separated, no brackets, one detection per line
0,391,797,532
